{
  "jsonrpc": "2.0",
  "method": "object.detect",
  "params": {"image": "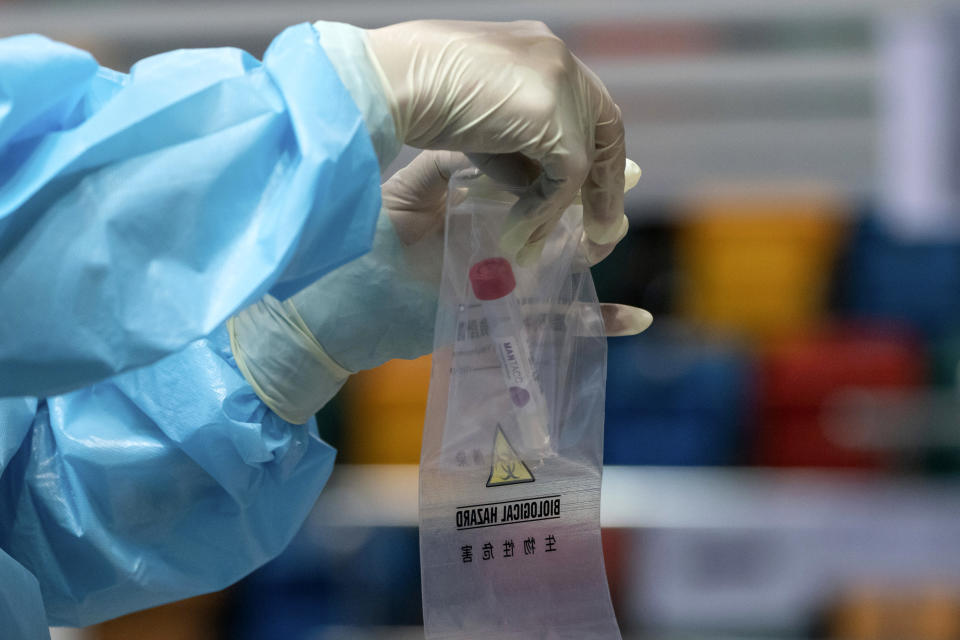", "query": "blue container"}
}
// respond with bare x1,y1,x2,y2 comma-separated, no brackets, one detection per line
840,216,960,337
227,526,422,639
603,325,752,466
